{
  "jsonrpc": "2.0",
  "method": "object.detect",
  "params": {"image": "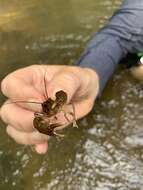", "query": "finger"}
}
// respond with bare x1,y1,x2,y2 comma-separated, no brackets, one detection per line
0,101,34,132
1,65,63,100
5,65,62,83
2,65,39,85
4,99,42,113
1,77,43,102
47,67,81,103
6,125,49,145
